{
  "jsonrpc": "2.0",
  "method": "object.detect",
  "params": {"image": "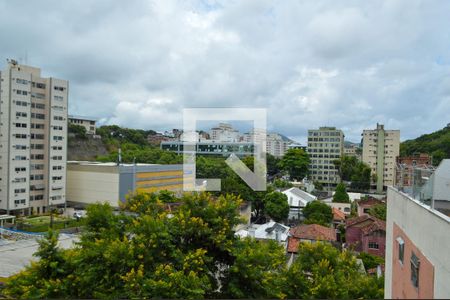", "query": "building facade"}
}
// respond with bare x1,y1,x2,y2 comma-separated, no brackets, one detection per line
68,115,96,135
385,186,450,298
67,162,190,208
0,60,68,214
362,124,400,193
307,127,344,189
161,141,254,157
